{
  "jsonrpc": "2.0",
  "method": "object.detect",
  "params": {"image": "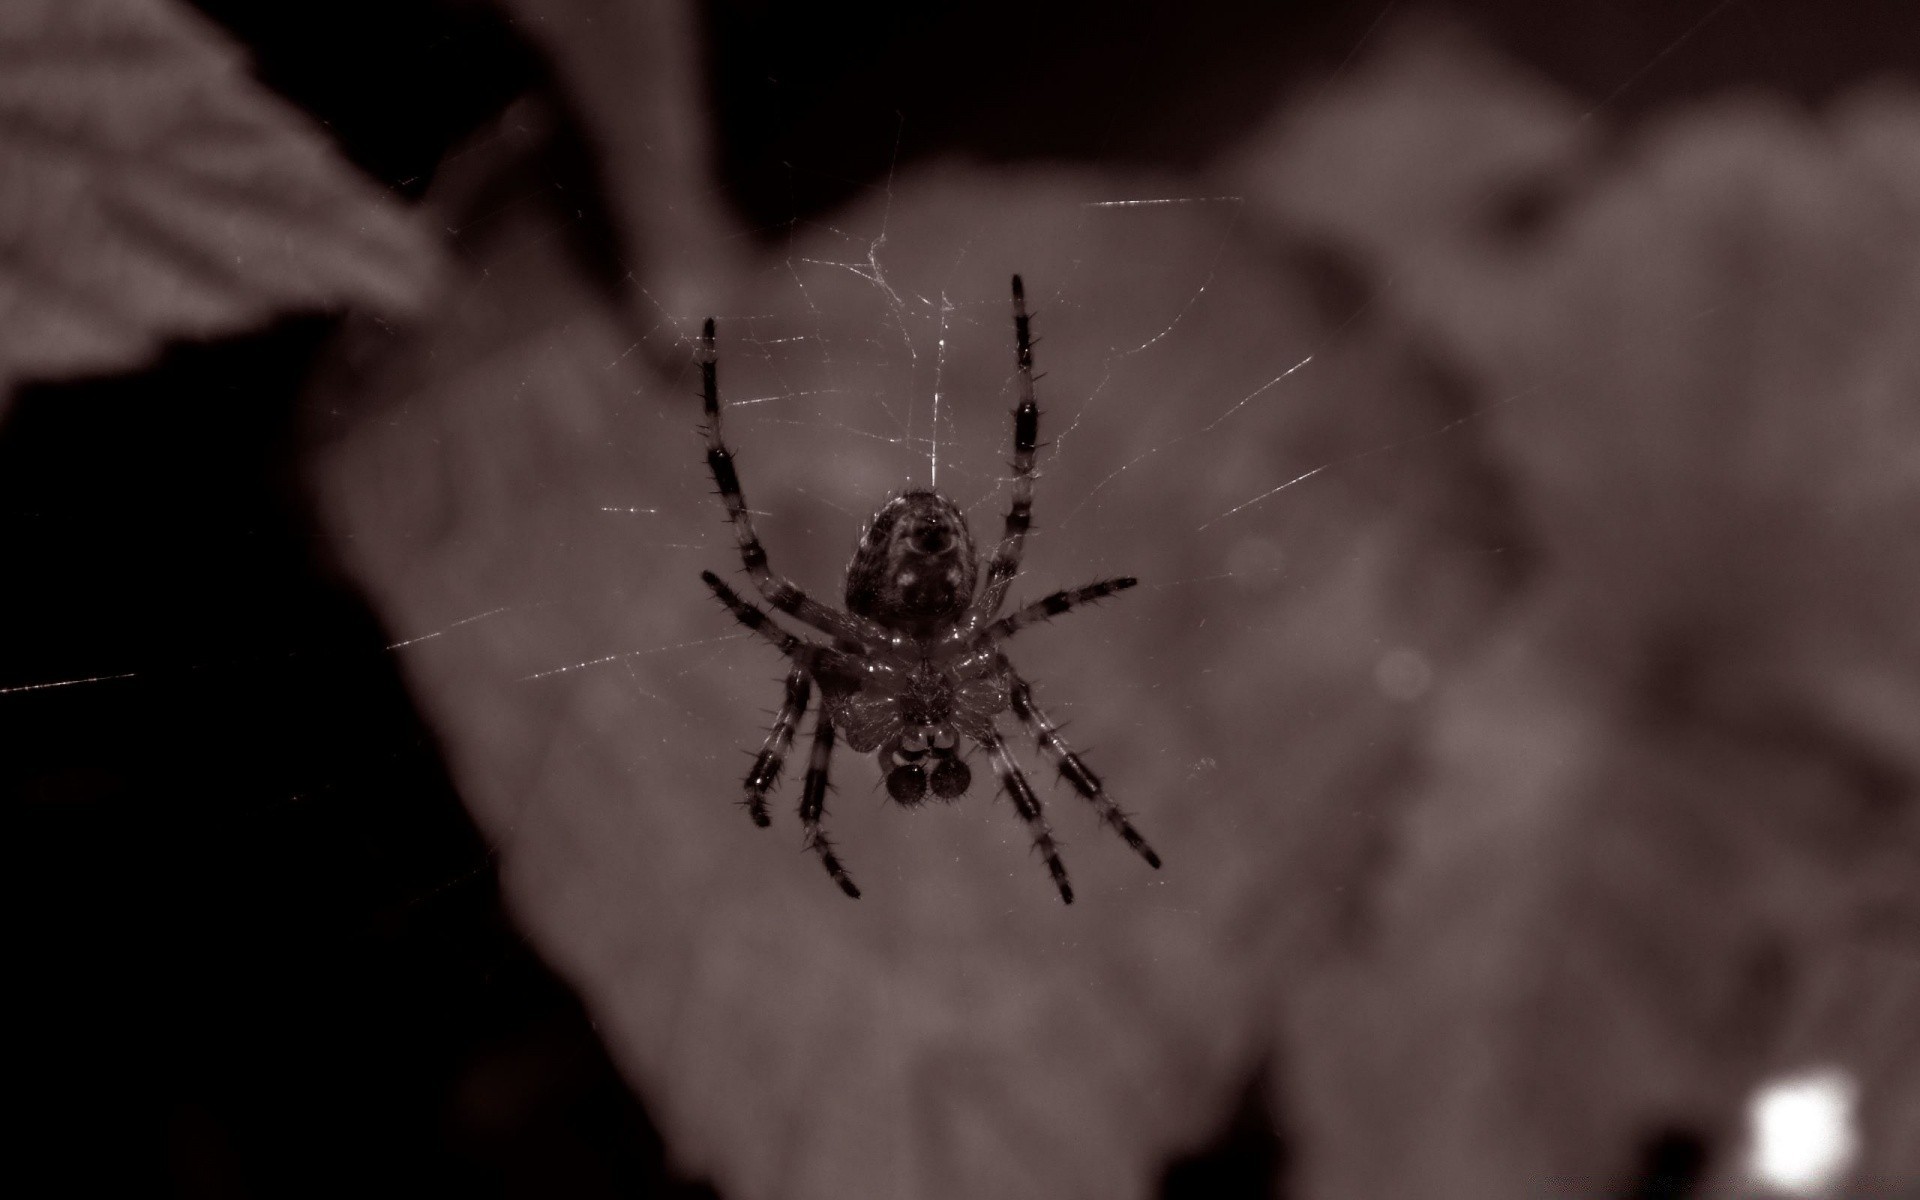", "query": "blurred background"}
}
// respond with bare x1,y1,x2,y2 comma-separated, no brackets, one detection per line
6,1,1919,1197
